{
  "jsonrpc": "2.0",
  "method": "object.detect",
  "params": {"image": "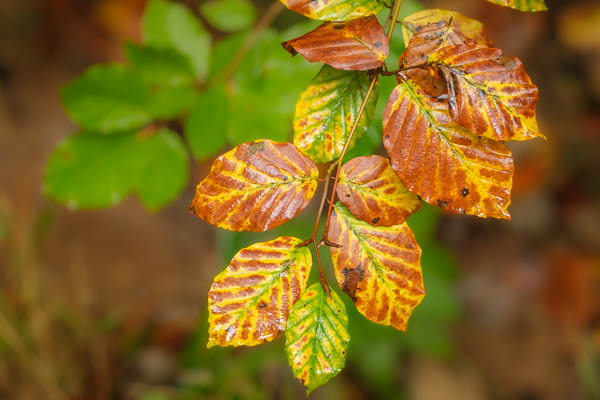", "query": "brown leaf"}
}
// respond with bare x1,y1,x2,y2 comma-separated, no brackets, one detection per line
328,203,424,331
430,42,543,141
382,79,514,219
282,15,388,71
337,155,421,226
190,140,318,232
